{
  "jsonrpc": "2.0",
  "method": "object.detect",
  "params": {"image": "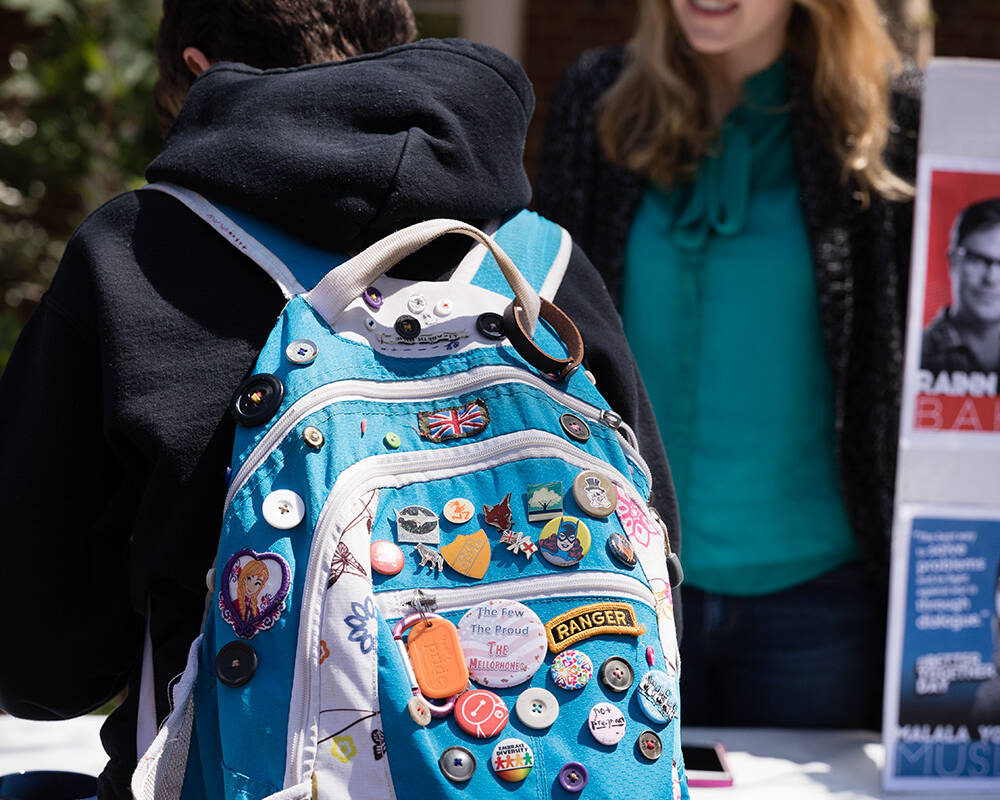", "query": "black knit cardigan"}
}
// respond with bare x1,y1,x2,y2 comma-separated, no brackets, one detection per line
535,47,922,579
